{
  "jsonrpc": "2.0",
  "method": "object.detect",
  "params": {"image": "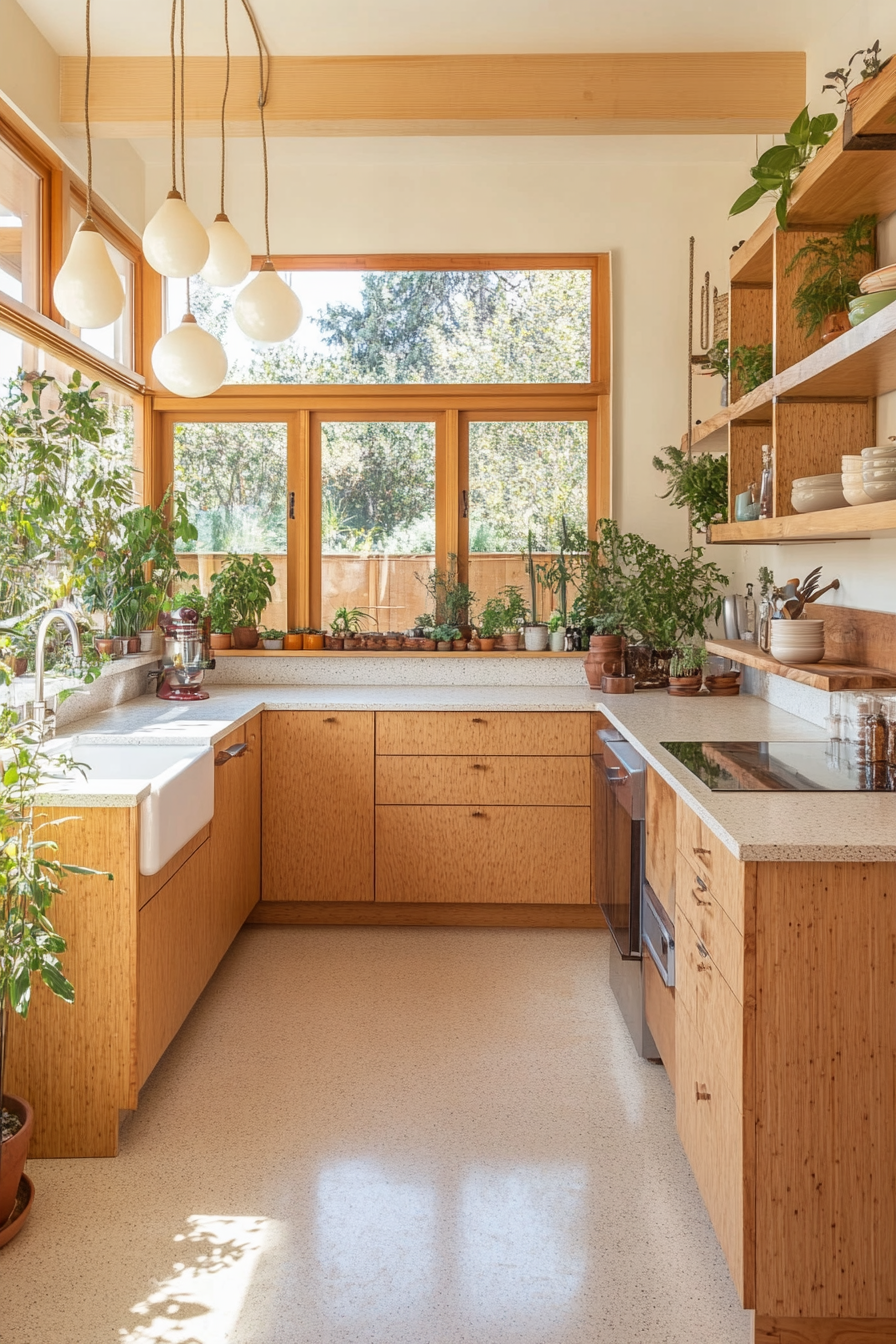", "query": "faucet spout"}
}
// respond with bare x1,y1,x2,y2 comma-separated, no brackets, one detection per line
32,608,83,736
